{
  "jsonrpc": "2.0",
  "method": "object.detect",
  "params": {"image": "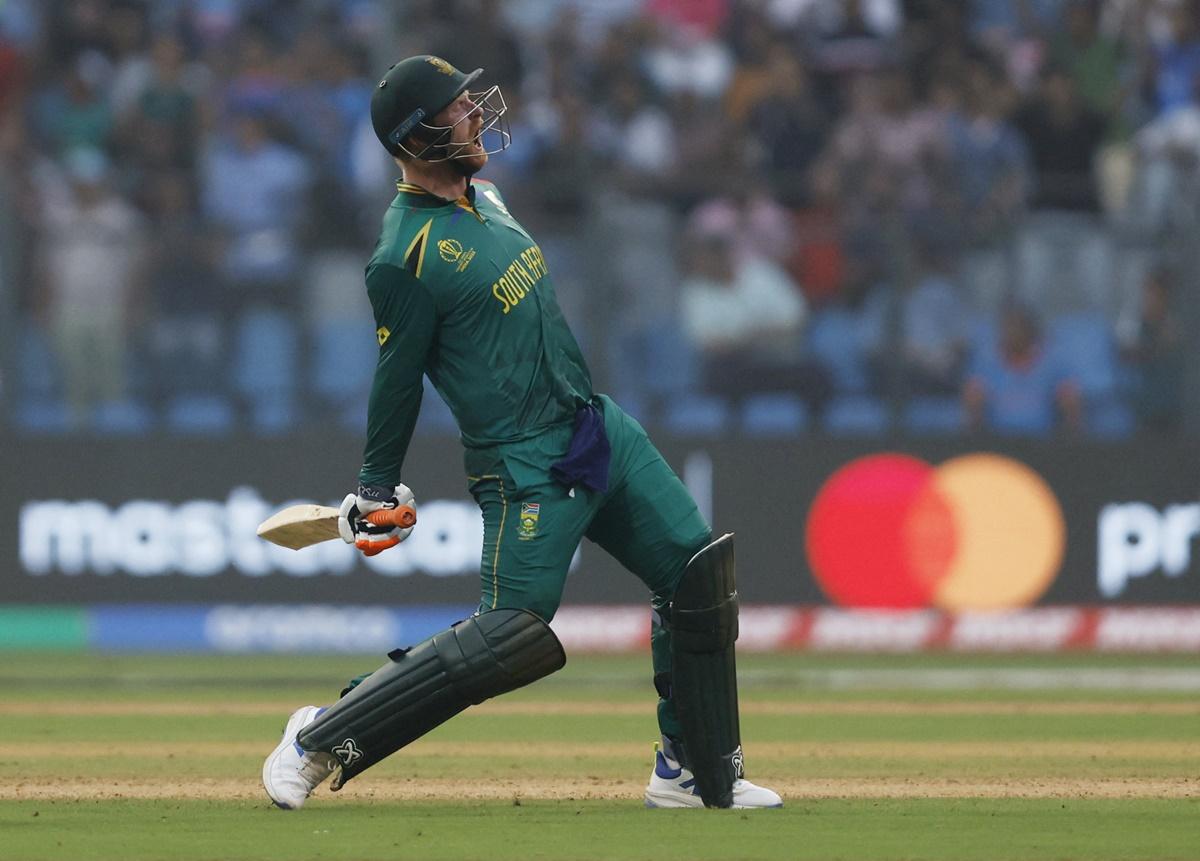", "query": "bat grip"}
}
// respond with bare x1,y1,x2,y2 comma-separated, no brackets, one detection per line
365,506,417,529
